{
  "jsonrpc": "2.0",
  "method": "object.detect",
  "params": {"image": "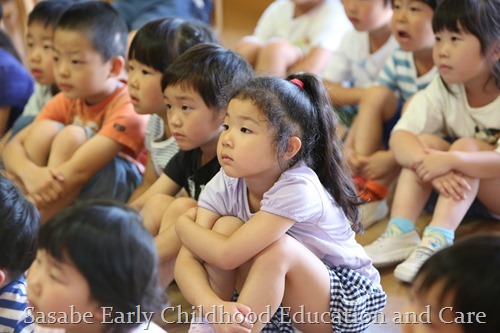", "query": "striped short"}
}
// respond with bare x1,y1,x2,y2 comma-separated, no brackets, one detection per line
260,265,387,333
